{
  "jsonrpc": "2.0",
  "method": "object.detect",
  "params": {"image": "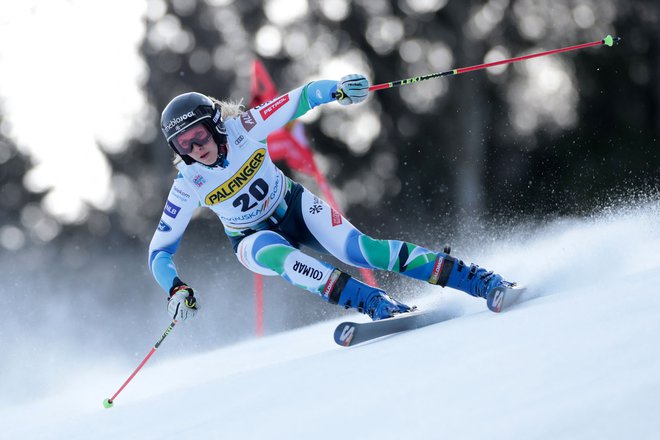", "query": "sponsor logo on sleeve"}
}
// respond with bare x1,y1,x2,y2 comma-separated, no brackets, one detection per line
158,220,172,232
331,208,343,227
171,185,191,202
240,111,257,132
164,200,181,218
258,94,290,120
